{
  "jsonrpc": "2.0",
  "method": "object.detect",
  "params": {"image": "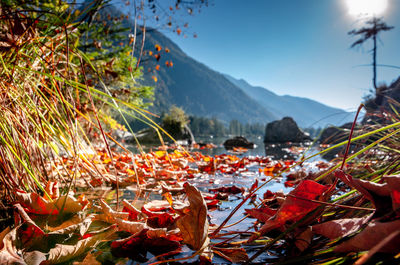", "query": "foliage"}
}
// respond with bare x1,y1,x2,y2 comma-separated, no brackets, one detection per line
162,105,189,129
189,116,226,136
189,116,264,137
